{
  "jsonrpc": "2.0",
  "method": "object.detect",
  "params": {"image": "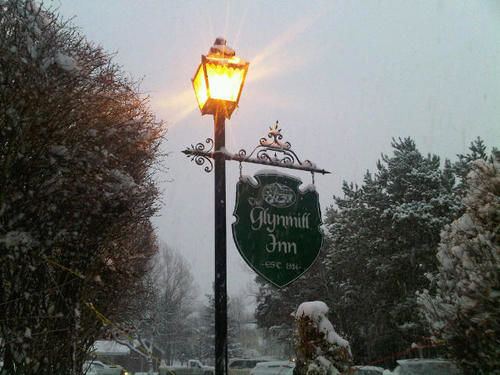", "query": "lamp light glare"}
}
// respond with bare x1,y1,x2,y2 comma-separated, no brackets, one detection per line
192,38,249,118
